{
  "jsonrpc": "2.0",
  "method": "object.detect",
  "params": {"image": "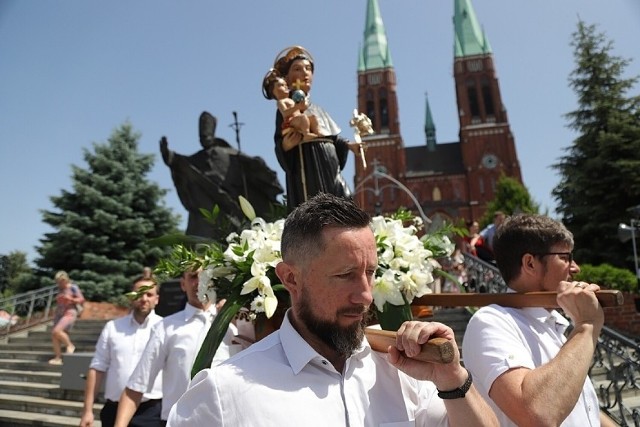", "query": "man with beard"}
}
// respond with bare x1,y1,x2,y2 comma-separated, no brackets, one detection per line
80,277,163,427
167,193,497,426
